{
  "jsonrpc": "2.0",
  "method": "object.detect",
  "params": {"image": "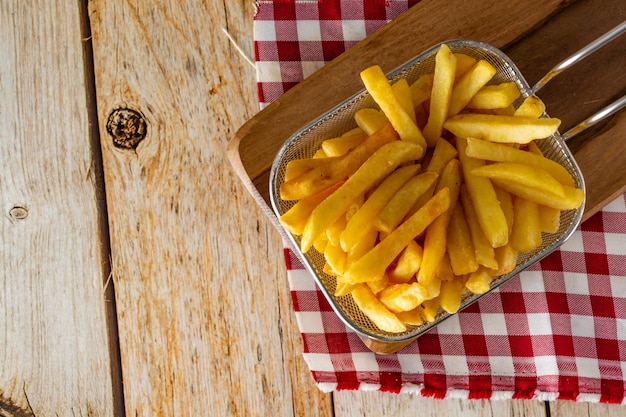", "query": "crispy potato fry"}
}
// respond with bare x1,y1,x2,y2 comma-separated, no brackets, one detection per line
491,178,584,211
417,159,461,286
444,113,561,144
367,274,390,295
373,171,439,233
457,138,509,248
454,53,478,78
340,164,420,252
426,137,458,175
435,252,454,282
346,227,378,268
538,204,561,234
326,213,348,248
284,156,339,182
279,182,343,235
351,284,407,333
420,297,440,322
379,282,429,313
342,187,450,284
324,242,347,276
466,82,521,109
493,186,514,234
465,266,494,294
423,44,457,147
301,140,424,252
439,276,466,313
280,123,398,200
360,65,427,149
321,129,367,156
471,162,566,198
494,242,518,276
335,281,355,297
395,308,424,326
510,196,542,252
388,239,423,283
410,74,434,108
392,78,416,123
459,185,498,269
448,60,497,117
514,95,546,118
447,204,479,275
464,137,575,186
355,108,389,136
